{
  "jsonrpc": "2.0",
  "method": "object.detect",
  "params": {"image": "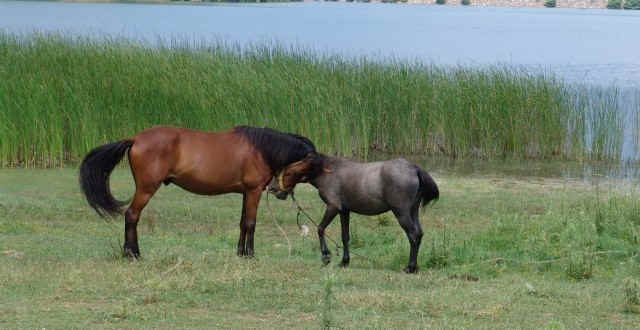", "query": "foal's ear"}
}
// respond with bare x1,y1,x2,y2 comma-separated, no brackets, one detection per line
299,152,315,164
